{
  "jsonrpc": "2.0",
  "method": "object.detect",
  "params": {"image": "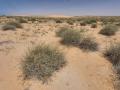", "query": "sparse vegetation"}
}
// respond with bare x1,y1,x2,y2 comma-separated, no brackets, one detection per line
1,15,120,90
22,44,66,83
99,25,118,36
